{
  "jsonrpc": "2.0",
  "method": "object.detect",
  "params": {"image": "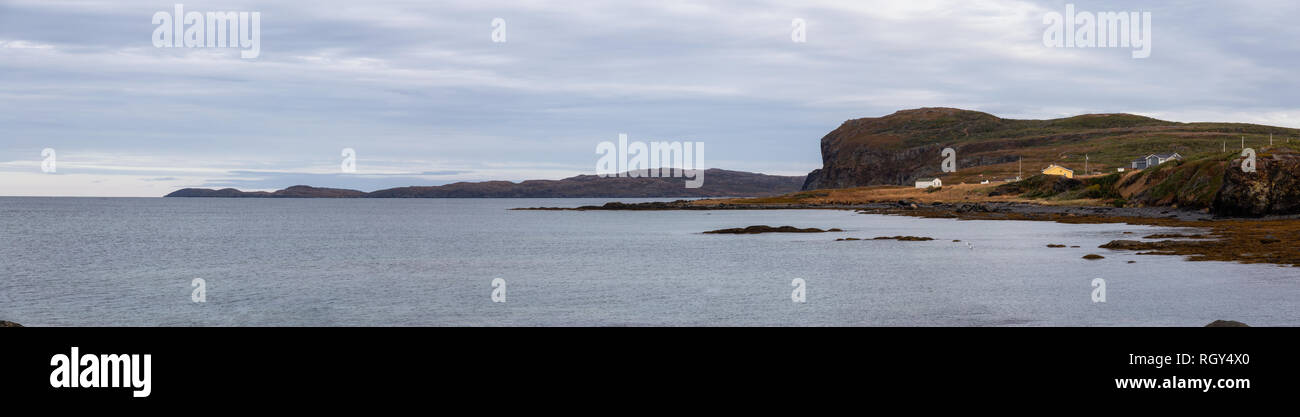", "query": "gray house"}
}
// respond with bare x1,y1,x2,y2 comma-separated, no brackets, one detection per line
1131,152,1182,169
